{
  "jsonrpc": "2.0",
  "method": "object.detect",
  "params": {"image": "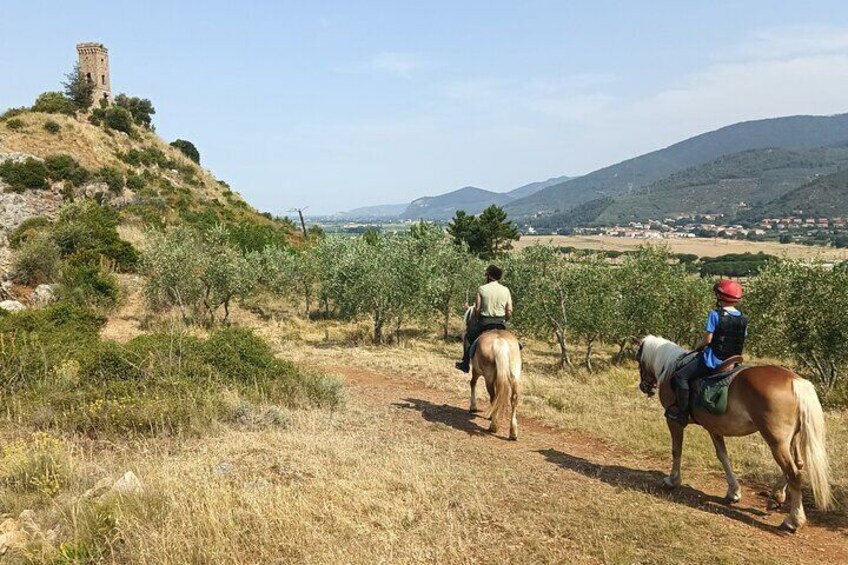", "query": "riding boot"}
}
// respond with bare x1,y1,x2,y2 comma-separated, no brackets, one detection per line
665,376,690,426
455,341,470,373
